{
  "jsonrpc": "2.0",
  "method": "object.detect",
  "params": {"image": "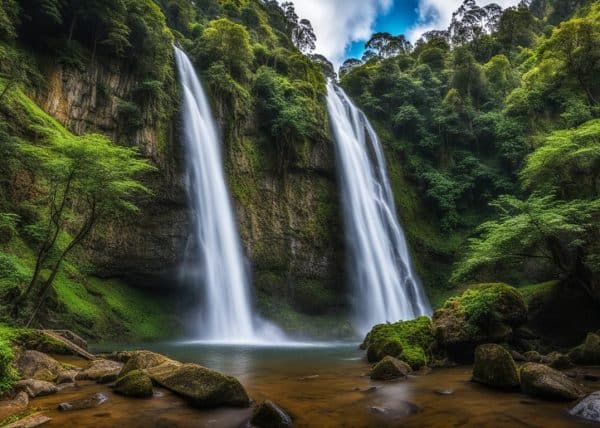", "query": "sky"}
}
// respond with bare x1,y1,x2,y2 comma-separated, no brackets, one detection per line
288,0,521,67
